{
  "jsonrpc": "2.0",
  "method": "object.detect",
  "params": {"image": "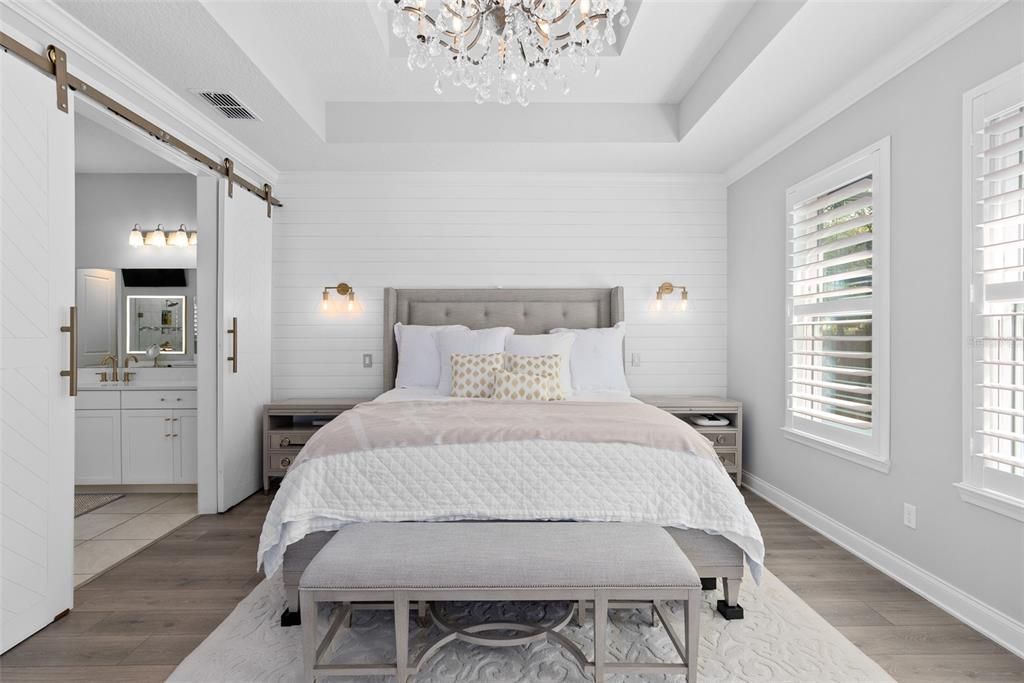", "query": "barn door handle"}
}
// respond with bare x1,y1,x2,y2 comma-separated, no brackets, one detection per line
227,316,238,374
59,306,78,397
